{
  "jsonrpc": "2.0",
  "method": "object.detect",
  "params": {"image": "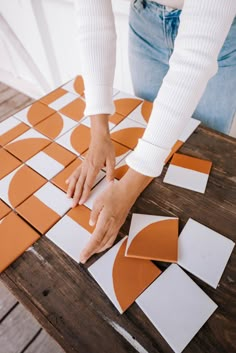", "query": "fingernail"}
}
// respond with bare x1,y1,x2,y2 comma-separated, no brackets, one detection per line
79,199,84,205
65,179,69,184
89,219,95,226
